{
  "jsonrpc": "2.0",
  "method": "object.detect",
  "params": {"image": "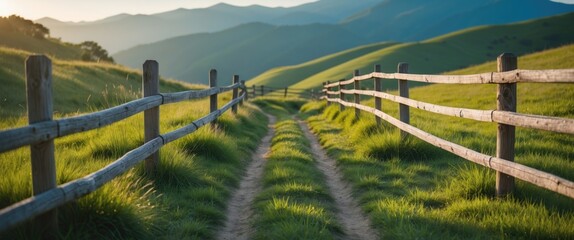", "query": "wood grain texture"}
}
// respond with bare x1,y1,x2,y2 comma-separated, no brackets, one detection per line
143,60,160,174
496,53,517,196
339,80,345,111
354,70,361,119
232,75,239,114
26,55,58,232
398,63,410,139
374,65,383,126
